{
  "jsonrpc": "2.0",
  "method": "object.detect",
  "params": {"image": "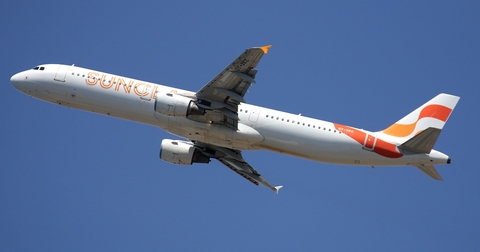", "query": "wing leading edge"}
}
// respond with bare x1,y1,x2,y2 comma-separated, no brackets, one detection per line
195,142,282,194
217,158,283,194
